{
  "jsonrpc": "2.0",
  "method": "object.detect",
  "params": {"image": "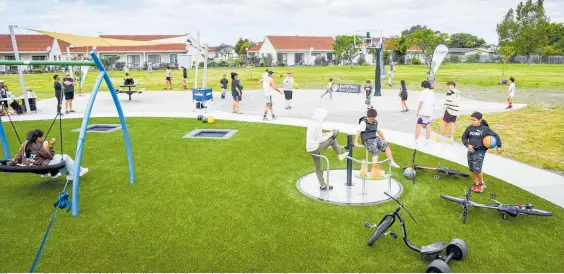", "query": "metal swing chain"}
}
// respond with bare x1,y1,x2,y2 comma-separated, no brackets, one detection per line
1,104,22,143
